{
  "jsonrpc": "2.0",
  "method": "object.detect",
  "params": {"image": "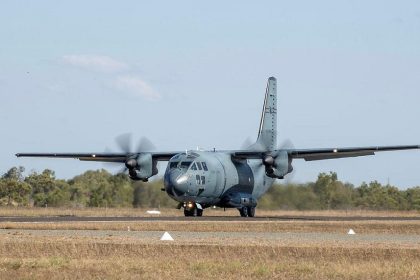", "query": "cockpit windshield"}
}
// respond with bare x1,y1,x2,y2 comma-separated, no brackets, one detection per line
179,161,192,169
169,162,179,169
